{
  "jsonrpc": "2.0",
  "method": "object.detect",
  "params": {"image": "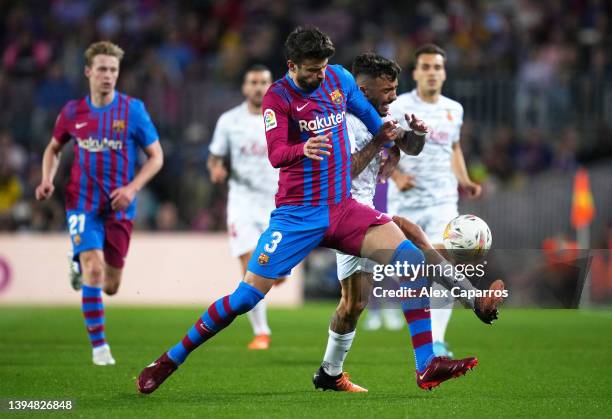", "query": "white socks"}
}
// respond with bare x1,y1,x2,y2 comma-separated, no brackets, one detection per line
430,281,454,343
247,299,271,336
430,309,453,343
322,329,356,376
